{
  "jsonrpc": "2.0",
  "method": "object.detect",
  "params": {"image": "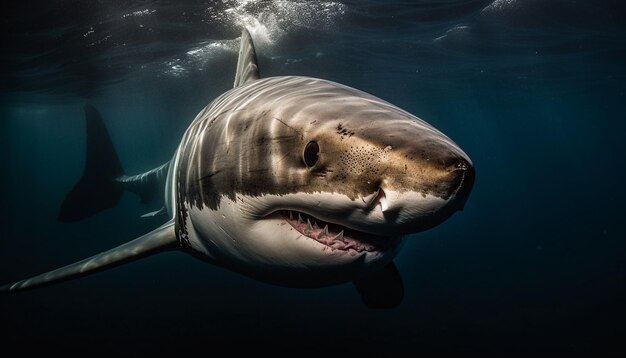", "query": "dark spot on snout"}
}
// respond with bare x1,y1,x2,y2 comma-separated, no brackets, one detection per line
337,123,354,138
